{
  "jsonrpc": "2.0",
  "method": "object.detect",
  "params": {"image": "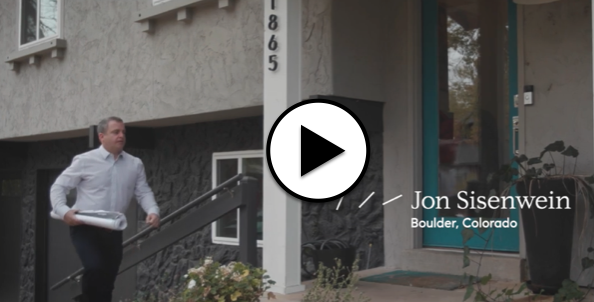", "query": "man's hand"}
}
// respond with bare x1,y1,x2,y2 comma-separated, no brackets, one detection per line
146,214,160,228
63,210,83,226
